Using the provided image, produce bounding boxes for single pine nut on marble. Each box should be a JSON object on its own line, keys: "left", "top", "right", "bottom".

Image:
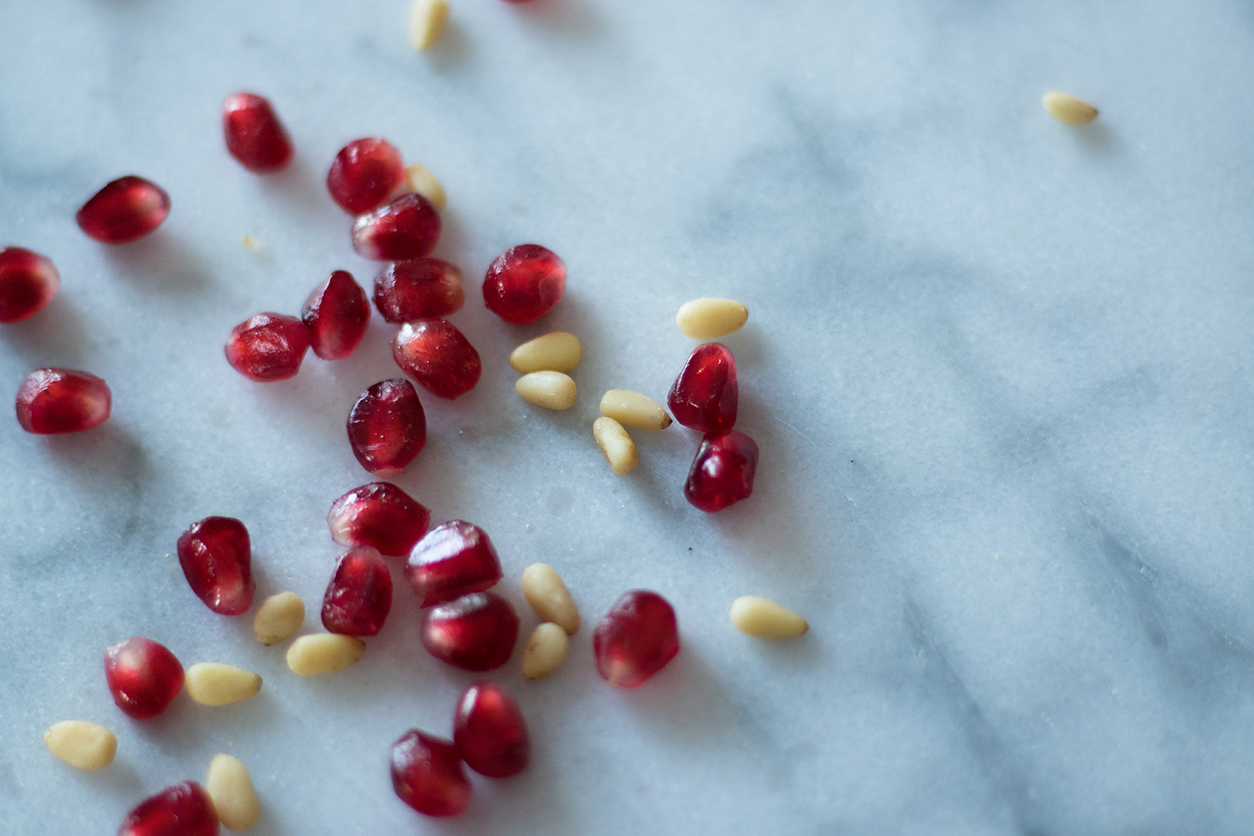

{"left": 729, "top": 596, "right": 809, "bottom": 639}
{"left": 403, "top": 164, "right": 447, "bottom": 211}
{"left": 254, "top": 591, "right": 305, "bottom": 645}
{"left": 521, "top": 622, "right": 569, "bottom": 680}
{"left": 521, "top": 563, "right": 580, "bottom": 634}
{"left": 286, "top": 633, "right": 366, "bottom": 676}
{"left": 516, "top": 371, "right": 577, "bottom": 410}
{"left": 206, "top": 753, "right": 262, "bottom": 831}
{"left": 409, "top": 0, "right": 450, "bottom": 52}
{"left": 676, "top": 298, "right": 749, "bottom": 340}
{"left": 593, "top": 416, "right": 638, "bottom": 475}
{"left": 185, "top": 663, "right": 263, "bottom": 706}
{"left": 509, "top": 332, "right": 582, "bottom": 373}
{"left": 599, "top": 389, "right": 671, "bottom": 430}
{"left": 44, "top": 721, "right": 117, "bottom": 770}
{"left": 1042, "top": 91, "right": 1098, "bottom": 125}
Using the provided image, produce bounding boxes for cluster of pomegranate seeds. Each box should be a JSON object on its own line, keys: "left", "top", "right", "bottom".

{"left": 117, "top": 781, "right": 219, "bottom": 836}
{"left": 668, "top": 342, "right": 738, "bottom": 432}
{"left": 301, "top": 270, "right": 370, "bottom": 360}
{"left": 104, "top": 637, "right": 185, "bottom": 719}
{"left": 391, "top": 730, "right": 472, "bottom": 817}
{"left": 327, "top": 138, "right": 405, "bottom": 214}
{"left": 76, "top": 176, "right": 170, "bottom": 244}
{"left": 224, "top": 312, "right": 310, "bottom": 381}
{"left": 453, "top": 682, "right": 530, "bottom": 778}
{"left": 391, "top": 318, "right": 482, "bottom": 400}
{"left": 322, "top": 546, "right": 393, "bottom": 636}
{"left": 482, "top": 244, "right": 566, "bottom": 324}
{"left": 327, "top": 482, "right": 431, "bottom": 556}
{"left": 176, "top": 516, "right": 254, "bottom": 615}
{"left": 351, "top": 193, "right": 442, "bottom": 261}
{"left": 15, "top": 368, "right": 112, "bottom": 434}
{"left": 0, "top": 247, "right": 59, "bottom": 323}
{"left": 373, "top": 258, "right": 465, "bottom": 323}
{"left": 684, "top": 430, "right": 759, "bottom": 513}
{"left": 405, "top": 520, "right": 503, "bottom": 606}
{"left": 222, "top": 92, "right": 293, "bottom": 173}
{"left": 420, "top": 591, "right": 519, "bottom": 671}
{"left": 347, "top": 379, "right": 427, "bottom": 476}
{"left": 593, "top": 590, "right": 679, "bottom": 688}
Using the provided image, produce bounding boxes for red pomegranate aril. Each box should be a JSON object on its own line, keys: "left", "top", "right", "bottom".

{"left": 222, "top": 92, "right": 294, "bottom": 173}
{"left": 0, "top": 247, "right": 59, "bottom": 322}
{"left": 421, "top": 591, "right": 519, "bottom": 671}
{"left": 391, "top": 318, "right": 481, "bottom": 400}
{"left": 391, "top": 730, "right": 472, "bottom": 818}
{"left": 453, "top": 682, "right": 529, "bottom": 778}
{"left": 77, "top": 176, "right": 170, "bottom": 244}
{"left": 347, "top": 379, "right": 427, "bottom": 476}
{"left": 327, "top": 138, "right": 405, "bottom": 214}
{"left": 684, "top": 430, "right": 759, "bottom": 513}
{"left": 301, "top": 270, "right": 370, "bottom": 360}
{"left": 104, "top": 637, "right": 185, "bottom": 719}
{"left": 322, "top": 546, "right": 393, "bottom": 637}
{"left": 373, "top": 259, "right": 464, "bottom": 323}
{"left": 118, "top": 781, "right": 219, "bottom": 836}
{"left": 327, "top": 482, "right": 431, "bottom": 557}
{"left": 176, "top": 516, "right": 254, "bottom": 615}
{"left": 593, "top": 590, "right": 679, "bottom": 688}
{"left": 482, "top": 244, "right": 566, "bottom": 324}
{"left": 405, "top": 520, "right": 503, "bottom": 607}
{"left": 351, "top": 193, "right": 441, "bottom": 261}
{"left": 667, "top": 342, "right": 738, "bottom": 433}
{"left": 15, "top": 368, "right": 111, "bottom": 434}
{"left": 224, "top": 312, "right": 310, "bottom": 381}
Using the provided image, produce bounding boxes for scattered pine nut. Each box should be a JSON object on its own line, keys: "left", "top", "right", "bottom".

{"left": 521, "top": 563, "right": 580, "bottom": 634}
{"left": 509, "top": 332, "right": 582, "bottom": 373}
{"left": 285, "top": 633, "right": 366, "bottom": 676}
{"left": 599, "top": 389, "right": 671, "bottom": 430}
{"left": 1042, "top": 92, "right": 1098, "bottom": 125}
{"left": 240, "top": 235, "right": 264, "bottom": 252}
{"left": 206, "top": 753, "right": 262, "bottom": 831}
{"left": 729, "top": 596, "right": 809, "bottom": 639}
{"left": 185, "top": 663, "right": 263, "bottom": 706}
{"left": 409, "top": 0, "right": 450, "bottom": 52}
{"left": 403, "top": 164, "right": 447, "bottom": 211}
{"left": 593, "top": 416, "right": 638, "bottom": 475}
{"left": 676, "top": 298, "right": 749, "bottom": 339}
{"left": 254, "top": 591, "right": 305, "bottom": 646}
{"left": 521, "top": 623, "right": 569, "bottom": 680}
{"left": 43, "top": 721, "right": 117, "bottom": 770}
{"left": 516, "top": 371, "right": 577, "bottom": 410}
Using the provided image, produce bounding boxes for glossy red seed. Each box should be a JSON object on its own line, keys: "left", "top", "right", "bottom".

{"left": 301, "top": 270, "right": 370, "bottom": 360}
{"left": 347, "top": 379, "right": 427, "bottom": 476}
{"left": 391, "top": 318, "right": 481, "bottom": 400}
{"left": 224, "top": 312, "right": 310, "bottom": 381}
{"left": 390, "top": 730, "right": 472, "bottom": 818}
{"left": 104, "top": 637, "right": 185, "bottom": 719}
{"left": 222, "top": 92, "right": 293, "bottom": 173}
{"left": 176, "top": 516, "right": 254, "bottom": 615}
{"left": 421, "top": 592, "right": 519, "bottom": 671}
{"left": 76, "top": 176, "right": 170, "bottom": 244}
{"left": 351, "top": 193, "right": 441, "bottom": 262}
{"left": 117, "top": 781, "right": 219, "bottom": 836}
{"left": 322, "top": 546, "right": 393, "bottom": 637}
{"left": 684, "top": 430, "right": 759, "bottom": 513}
{"left": 405, "top": 520, "right": 503, "bottom": 607}
{"left": 15, "top": 368, "right": 111, "bottom": 434}
{"left": 482, "top": 244, "right": 566, "bottom": 324}
{"left": 327, "top": 138, "right": 405, "bottom": 214}
{"left": 667, "top": 342, "right": 738, "bottom": 433}
{"left": 453, "top": 682, "right": 529, "bottom": 778}
{"left": 373, "top": 259, "right": 464, "bottom": 323}
{"left": 593, "top": 590, "right": 679, "bottom": 688}
{"left": 327, "top": 482, "right": 431, "bottom": 557}
{"left": 0, "top": 247, "right": 59, "bottom": 322}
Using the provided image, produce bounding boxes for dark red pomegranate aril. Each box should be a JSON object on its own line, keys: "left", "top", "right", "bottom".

{"left": 347, "top": 379, "right": 427, "bottom": 476}
{"left": 667, "top": 342, "right": 738, "bottom": 433}
{"left": 104, "top": 637, "right": 185, "bottom": 719}
{"left": 391, "top": 730, "right": 472, "bottom": 818}
{"left": 373, "top": 259, "right": 465, "bottom": 323}
{"left": 301, "top": 270, "right": 370, "bottom": 360}
{"left": 76, "top": 176, "right": 170, "bottom": 244}
{"left": 405, "top": 520, "right": 503, "bottom": 607}
{"left": 391, "top": 318, "right": 481, "bottom": 400}
{"left": 482, "top": 244, "right": 566, "bottom": 324}
{"left": 176, "top": 516, "right": 254, "bottom": 615}
{"left": 224, "top": 312, "right": 310, "bottom": 381}
{"left": 327, "top": 138, "right": 405, "bottom": 215}
{"left": 327, "top": 482, "right": 431, "bottom": 557}
{"left": 453, "top": 682, "right": 529, "bottom": 778}
{"left": 322, "top": 546, "right": 393, "bottom": 637}
{"left": 420, "top": 591, "right": 519, "bottom": 671}
{"left": 222, "top": 92, "right": 294, "bottom": 173}
{"left": 15, "top": 368, "right": 111, "bottom": 434}
{"left": 684, "top": 430, "right": 759, "bottom": 513}
{"left": 351, "top": 193, "right": 441, "bottom": 261}
{"left": 117, "top": 781, "right": 219, "bottom": 836}
{"left": 0, "top": 247, "right": 59, "bottom": 322}
{"left": 593, "top": 590, "right": 679, "bottom": 688}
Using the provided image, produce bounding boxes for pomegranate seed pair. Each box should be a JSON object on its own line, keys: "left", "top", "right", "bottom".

{"left": 15, "top": 368, "right": 111, "bottom": 434}
{"left": 0, "top": 247, "right": 59, "bottom": 323}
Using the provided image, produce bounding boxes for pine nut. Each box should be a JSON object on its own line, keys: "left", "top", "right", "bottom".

{"left": 403, "top": 164, "right": 447, "bottom": 211}
{"left": 521, "top": 623, "right": 568, "bottom": 680}
{"left": 409, "top": 0, "right": 450, "bottom": 52}
{"left": 285, "top": 634, "right": 366, "bottom": 676}
{"left": 509, "top": 332, "right": 582, "bottom": 373}
{"left": 1042, "top": 92, "right": 1098, "bottom": 125}
{"left": 729, "top": 596, "right": 809, "bottom": 639}
{"left": 515, "top": 371, "right": 577, "bottom": 410}
{"left": 521, "top": 563, "right": 580, "bottom": 634}
{"left": 44, "top": 721, "right": 117, "bottom": 770}
{"left": 593, "top": 416, "right": 638, "bottom": 475}
{"left": 206, "top": 753, "right": 262, "bottom": 831}
{"left": 599, "top": 389, "right": 671, "bottom": 430}
{"left": 676, "top": 298, "right": 749, "bottom": 339}
{"left": 185, "top": 663, "right": 263, "bottom": 706}
{"left": 254, "top": 591, "right": 305, "bottom": 645}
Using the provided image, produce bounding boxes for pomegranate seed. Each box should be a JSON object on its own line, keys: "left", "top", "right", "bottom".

{"left": 404, "top": 520, "right": 503, "bottom": 607}
{"left": 347, "top": 379, "right": 427, "bottom": 476}
{"left": 593, "top": 590, "right": 679, "bottom": 688}
{"left": 15, "top": 368, "right": 111, "bottom": 434}
{"left": 327, "top": 482, "right": 431, "bottom": 557}
{"left": 321, "top": 546, "right": 393, "bottom": 637}
{"left": 327, "top": 138, "right": 405, "bottom": 214}
{"left": 104, "top": 637, "right": 184, "bottom": 719}
{"left": 482, "top": 244, "right": 566, "bottom": 324}
{"left": 176, "top": 516, "right": 254, "bottom": 615}
{"left": 301, "top": 270, "right": 370, "bottom": 360}
{"left": 453, "top": 682, "right": 529, "bottom": 778}
{"left": 684, "top": 430, "right": 759, "bottom": 513}
{"left": 118, "top": 781, "right": 219, "bottom": 836}
{"left": 667, "top": 342, "right": 738, "bottom": 433}
{"left": 76, "top": 176, "right": 170, "bottom": 244}
{"left": 390, "top": 730, "right": 472, "bottom": 818}
{"left": 372, "top": 259, "right": 465, "bottom": 323}
{"left": 351, "top": 193, "right": 441, "bottom": 261}
{"left": 391, "top": 318, "right": 481, "bottom": 400}
{"left": 420, "top": 591, "right": 519, "bottom": 671}
{"left": 0, "top": 247, "right": 59, "bottom": 323}
{"left": 222, "top": 92, "right": 294, "bottom": 173}
{"left": 224, "top": 312, "right": 310, "bottom": 381}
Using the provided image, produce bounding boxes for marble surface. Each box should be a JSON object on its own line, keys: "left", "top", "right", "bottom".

{"left": 4, "top": 0, "right": 1254, "bottom": 832}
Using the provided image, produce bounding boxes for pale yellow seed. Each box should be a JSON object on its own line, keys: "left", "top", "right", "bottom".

{"left": 206, "top": 754, "right": 262, "bottom": 831}
{"left": 44, "top": 721, "right": 117, "bottom": 770}
{"left": 509, "top": 332, "right": 583, "bottom": 373}
{"left": 676, "top": 298, "right": 749, "bottom": 339}
{"left": 1042, "top": 91, "right": 1098, "bottom": 125}
{"left": 185, "top": 663, "right": 263, "bottom": 706}
{"left": 521, "top": 623, "right": 569, "bottom": 680}
{"left": 409, "top": 0, "right": 450, "bottom": 52}
{"left": 593, "top": 416, "right": 638, "bottom": 475}
{"left": 599, "top": 389, "right": 671, "bottom": 430}
{"left": 521, "top": 563, "right": 580, "bottom": 634}
{"left": 240, "top": 235, "right": 264, "bottom": 252}
{"left": 516, "top": 371, "right": 577, "bottom": 410}
{"left": 729, "top": 596, "right": 809, "bottom": 639}
{"left": 285, "top": 634, "right": 366, "bottom": 676}
{"left": 254, "top": 591, "right": 305, "bottom": 645}
{"left": 403, "top": 164, "right": 447, "bottom": 212}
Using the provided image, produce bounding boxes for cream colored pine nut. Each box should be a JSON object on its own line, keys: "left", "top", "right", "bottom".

{"left": 409, "top": 0, "right": 450, "bottom": 52}
{"left": 509, "top": 332, "right": 583, "bottom": 373}
{"left": 676, "top": 298, "right": 749, "bottom": 339}
{"left": 521, "top": 623, "right": 569, "bottom": 680}
{"left": 729, "top": 596, "right": 809, "bottom": 639}
{"left": 599, "top": 389, "right": 671, "bottom": 430}
{"left": 1042, "top": 92, "right": 1098, "bottom": 125}
{"left": 285, "top": 633, "right": 366, "bottom": 676}
{"left": 43, "top": 721, "right": 117, "bottom": 770}
{"left": 593, "top": 416, "right": 638, "bottom": 475}
{"left": 254, "top": 591, "right": 305, "bottom": 646}
{"left": 185, "top": 663, "right": 263, "bottom": 706}
{"left": 521, "top": 563, "right": 580, "bottom": 633}
{"left": 206, "top": 754, "right": 262, "bottom": 831}
{"left": 403, "top": 164, "right": 447, "bottom": 211}
{"left": 516, "top": 371, "right": 577, "bottom": 410}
